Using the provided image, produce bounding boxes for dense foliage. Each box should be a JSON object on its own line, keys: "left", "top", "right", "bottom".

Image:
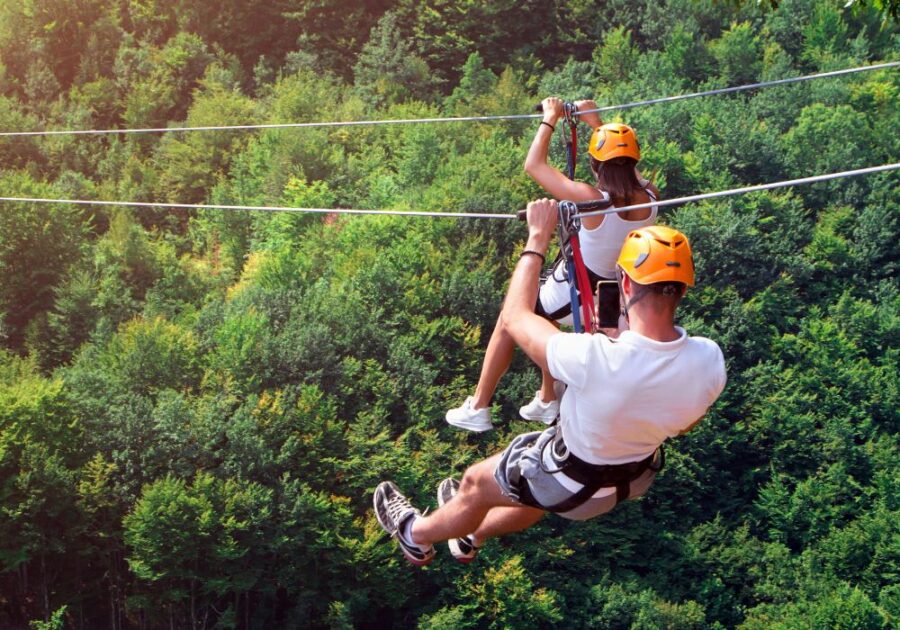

{"left": 0, "top": 0, "right": 898, "bottom": 628}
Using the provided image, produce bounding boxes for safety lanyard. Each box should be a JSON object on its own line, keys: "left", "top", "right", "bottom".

{"left": 557, "top": 201, "right": 599, "bottom": 333}
{"left": 562, "top": 102, "right": 578, "bottom": 180}
{"left": 557, "top": 102, "right": 598, "bottom": 333}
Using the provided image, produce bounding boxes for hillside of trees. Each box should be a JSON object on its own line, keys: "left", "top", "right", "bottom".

{"left": 0, "top": 0, "right": 898, "bottom": 628}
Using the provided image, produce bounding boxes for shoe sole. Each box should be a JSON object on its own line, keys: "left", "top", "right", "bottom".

{"left": 519, "top": 411, "right": 559, "bottom": 424}
{"left": 437, "top": 479, "right": 477, "bottom": 564}
{"left": 399, "top": 544, "right": 434, "bottom": 566}
{"left": 445, "top": 417, "right": 493, "bottom": 432}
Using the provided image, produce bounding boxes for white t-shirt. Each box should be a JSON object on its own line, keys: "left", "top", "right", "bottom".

{"left": 546, "top": 327, "right": 726, "bottom": 465}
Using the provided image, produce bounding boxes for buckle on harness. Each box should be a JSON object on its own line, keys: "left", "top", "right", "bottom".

{"left": 551, "top": 431, "right": 569, "bottom": 463}
{"left": 556, "top": 200, "right": 580, "bottom": 255}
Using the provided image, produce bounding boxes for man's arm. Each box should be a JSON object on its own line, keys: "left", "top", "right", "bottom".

{"left": 499, "top": 199, "right": 562, "bottom": 373}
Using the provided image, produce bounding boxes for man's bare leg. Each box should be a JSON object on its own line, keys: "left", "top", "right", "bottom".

{"left": 410, "top": 454, "right": 544, "bottom": 545}
{"left": 473, "top": 506, "right": 544, "bottom": 542}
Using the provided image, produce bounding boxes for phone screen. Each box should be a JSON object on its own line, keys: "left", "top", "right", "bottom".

{"left": 596, "top": 281, "right": 619, "bottom": 329}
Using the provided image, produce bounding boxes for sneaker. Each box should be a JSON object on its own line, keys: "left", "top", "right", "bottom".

{"left": 437, "top": 478, "right": 480, "bottom": 563}
{"left": 519, "top": 391, "right": 559, "bottom": 424}
{"left": 373, "top": 481, "right": 435, "bottom": 566}
{"left": 446, "top": 396, "right": 492, "bottom": 432}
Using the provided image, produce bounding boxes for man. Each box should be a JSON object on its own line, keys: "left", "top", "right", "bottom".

{"left": 373, "top": 198, "right": 727, "bottom": 565}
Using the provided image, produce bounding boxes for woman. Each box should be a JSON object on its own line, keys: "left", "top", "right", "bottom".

{"left": 446, "top": 97, "right": 660, "bottom": 432}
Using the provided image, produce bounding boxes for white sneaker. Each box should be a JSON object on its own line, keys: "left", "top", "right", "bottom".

{"left": 519, "top": 391, "right": 559, "bottom": 424}
{"left": 446, "top": 396, "right": 492, "bottom": 432}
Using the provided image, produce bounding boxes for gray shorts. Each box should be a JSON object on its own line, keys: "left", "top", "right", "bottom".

{"left": 493, "top": 426, "right": 657, "bottom": 521}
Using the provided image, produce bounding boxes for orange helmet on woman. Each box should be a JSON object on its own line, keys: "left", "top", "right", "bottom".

{"left": 617, "top": 225, "right": 695, "bottom": 286}
{"left": 589, "top": 123, "right": 641, "bottom": 162}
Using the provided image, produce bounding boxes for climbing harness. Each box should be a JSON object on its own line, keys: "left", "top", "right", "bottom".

{"left": 516, "top": 427, "right": 666, "bottom": 513}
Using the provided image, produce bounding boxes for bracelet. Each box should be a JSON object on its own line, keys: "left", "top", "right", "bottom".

{"left": 540, "top": 121, "right": 555, "bottom": 133}
{"left": 520, "top": 249, "right": 546, "bottom": 264}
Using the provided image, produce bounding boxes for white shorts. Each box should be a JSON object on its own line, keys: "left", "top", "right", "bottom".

{"left": 536, "top": 258, "right": 605, "bottom": 327}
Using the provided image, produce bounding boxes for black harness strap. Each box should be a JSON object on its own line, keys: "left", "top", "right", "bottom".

{"left": 543, "top": 447, "right": 661, "bottom": 514}
{"left": 517, "top": 436, "right": 664, "bottom": 514}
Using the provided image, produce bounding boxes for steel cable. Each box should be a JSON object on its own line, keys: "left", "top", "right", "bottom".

{"left": 0, "top": 62, "right": 895, "bottom": 138}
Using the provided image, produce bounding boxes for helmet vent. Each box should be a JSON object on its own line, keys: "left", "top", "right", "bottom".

{"left": 666, "top": 261, "right": 681, "bottom": 267}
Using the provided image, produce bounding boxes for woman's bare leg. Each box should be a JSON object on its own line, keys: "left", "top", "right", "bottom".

{"left": 539, "top": 368, "right": 556, "bottom": 402}
{"left": 537, "top": 318, "right": 562, "bottom": 402}
{"left": 471, "top": 315, "right": 516, "bottom": 409}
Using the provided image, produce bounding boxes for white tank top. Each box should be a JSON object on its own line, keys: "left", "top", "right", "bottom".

{"left": 578, "top": 187, "right": 658, "bottom": 279}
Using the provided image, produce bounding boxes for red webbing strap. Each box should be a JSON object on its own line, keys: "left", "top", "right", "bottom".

{"left": 569, "top": 234, "right": 598, "bottom": 333}
{"left": 570, "top": 123, "right": 578, "bottom": 170}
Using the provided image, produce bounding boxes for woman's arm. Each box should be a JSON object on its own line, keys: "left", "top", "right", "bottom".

{"left": 573, "top": 99, "right": 602, "bottom": 129}
{"left": 524, "top": 97, "right": 599, "bottom": 202}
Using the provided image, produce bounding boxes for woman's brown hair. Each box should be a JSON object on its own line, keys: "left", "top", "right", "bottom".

{"left": 589, "top": 156, "right": 655, "bottom": 206}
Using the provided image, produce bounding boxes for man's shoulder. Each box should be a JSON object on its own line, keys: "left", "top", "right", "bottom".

{"left": 684, "top": 334, "right": 724, "bottom": 357}
{"left": 683, "top": 334, "right": 727, "bottom": 390}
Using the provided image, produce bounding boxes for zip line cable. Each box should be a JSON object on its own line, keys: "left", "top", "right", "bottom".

{"left": 1, "top": 163, "right": 896, "bottom": 220}
{"left": 0, "top": 61, "right": 895, "bottom": 138}
{"left": 574, "top": 163, "right": 899, "bottom": 219}
{"left": 577, "top": 61, "right": 899, "bottom": 117}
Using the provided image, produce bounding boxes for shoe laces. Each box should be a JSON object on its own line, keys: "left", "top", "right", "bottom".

{"left": 385, "top": 491, "right": 417, "bottom": 523}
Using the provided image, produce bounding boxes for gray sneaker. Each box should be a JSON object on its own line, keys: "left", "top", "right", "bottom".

{"left": 437, "top": 478, "right": 480, "bottom": 563}
{"left": 373, "top": 481, "right": 435, "bottom": 566}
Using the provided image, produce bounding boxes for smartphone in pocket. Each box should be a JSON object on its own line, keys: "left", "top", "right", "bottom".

{"left": 596, "top": 280, "right": 620, "bottom": 329}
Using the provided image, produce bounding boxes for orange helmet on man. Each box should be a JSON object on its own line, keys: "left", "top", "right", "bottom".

{"left": 589, "top": 123, "right": 641, "bottom": 162}
{"left": 616, "top": 225, "right": 694, "bottom": 286}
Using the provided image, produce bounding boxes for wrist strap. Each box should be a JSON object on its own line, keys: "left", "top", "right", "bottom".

{"left": 540, "top": 121, "right": 555, "bottom": 133}
{"left": 520, "top": 250, "right": 546, "bottom": 264}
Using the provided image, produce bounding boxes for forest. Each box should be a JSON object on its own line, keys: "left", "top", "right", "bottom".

{"left": 0, "top": 0, "right": 898, "bottom": 628}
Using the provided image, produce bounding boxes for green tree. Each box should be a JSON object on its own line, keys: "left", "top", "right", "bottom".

{"left": 0, "top": 174, "right": 87, "bottom": 351}
{"left": 593, "top": 26, "right": 640, "bottom": 82}
{"left": 354, "top": 11, "right": 435, "bottom": 108}
{"left": 709, "top": 22, "right": 762, "bottom": 85}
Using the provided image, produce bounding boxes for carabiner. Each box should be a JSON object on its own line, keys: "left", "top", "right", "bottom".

{"left": 563, "top": 102, "right": 579, "bottom": 130}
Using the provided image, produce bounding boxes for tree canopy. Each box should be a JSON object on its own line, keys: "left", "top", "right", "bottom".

{"left": 0, "top": 0, "right": 898, "bottom": 628}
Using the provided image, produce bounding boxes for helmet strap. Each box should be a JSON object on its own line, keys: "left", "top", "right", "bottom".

{"left": 616, "top": 267, "right": 651, "bottom": 323}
